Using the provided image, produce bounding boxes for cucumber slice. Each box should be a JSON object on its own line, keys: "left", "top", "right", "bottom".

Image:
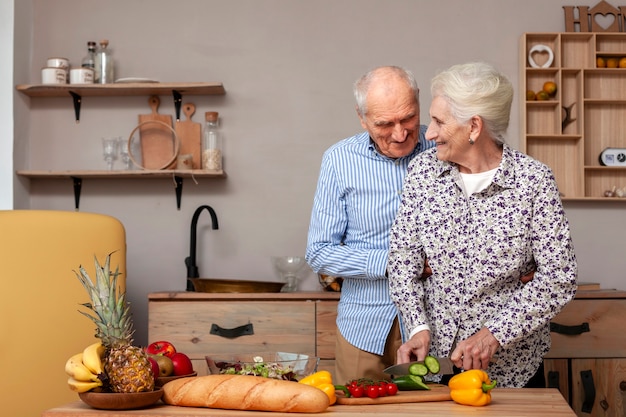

{"left": 408, "top": 362, "right": 428, "bottom": 376}
{"left": 424, "top": 355, "right": 440, "bottom": 374}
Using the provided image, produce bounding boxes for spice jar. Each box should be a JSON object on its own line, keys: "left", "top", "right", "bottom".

{"left": 202, "top": 111, "right": 222, "bottom": 170}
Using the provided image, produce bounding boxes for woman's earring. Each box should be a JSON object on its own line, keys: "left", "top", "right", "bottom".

{"left": 469, "top": 137, "right": 475, "bottom": 145}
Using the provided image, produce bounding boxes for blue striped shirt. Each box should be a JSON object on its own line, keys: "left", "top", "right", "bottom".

{"left": 306, "top": 126, "right": 434, "bottom": 355}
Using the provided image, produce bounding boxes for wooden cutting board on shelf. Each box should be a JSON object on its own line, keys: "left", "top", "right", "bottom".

{"left": 336, "top": 384, "right": 451, "bottom": 405}
{"left": 138, "top": 95, "right": 176, "bottom": 170}
{"left": 175, "top": 103, "right": 202, "bottom": 169}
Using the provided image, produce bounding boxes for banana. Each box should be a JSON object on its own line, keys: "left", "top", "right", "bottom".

{"left": 67, "top": 377, "right": 102, "bottom": 393}
{"left": 82, "top": 341, "right": 105, "bottom": 375}
{"left": 65, "top": 353, "right": 99, "bottom": 382}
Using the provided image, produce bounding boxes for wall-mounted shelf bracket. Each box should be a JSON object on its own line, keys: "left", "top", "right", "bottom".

{"left": 71, "top": 176, "right": 82, "bottom": 210}
{"left": 69, "top": 91, "right": 82, "bottom": 122}
{"left": 173, "top": 90, "right": 183, "bottom": 121}
{"left": 69, "top": 174, "right": 187, "bottom": 210}
{"left": 174, "top": 175, "right": 184, "bottom": 210}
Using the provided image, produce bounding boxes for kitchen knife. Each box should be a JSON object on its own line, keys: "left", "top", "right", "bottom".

{"left": 384, "top": 357, "right": 455, "bottom": 376}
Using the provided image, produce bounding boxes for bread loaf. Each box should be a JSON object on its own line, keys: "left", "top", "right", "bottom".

{"left": 162, "top": 374, "right": 330, "bottom": 413}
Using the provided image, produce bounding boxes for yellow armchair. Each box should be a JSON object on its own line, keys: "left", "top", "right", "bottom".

{"left": 0, "top": 210, "right": 126, "bottom": 417}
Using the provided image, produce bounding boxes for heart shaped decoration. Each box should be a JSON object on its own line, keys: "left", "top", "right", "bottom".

{"left": 593, "top": 12, "right": 616, "bottom": 31}
{"left": 528, "top": 45, "right": 554, "bottom": 69}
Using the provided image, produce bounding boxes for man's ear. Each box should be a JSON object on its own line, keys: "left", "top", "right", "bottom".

{"left": 356, "top": 106, "right": 368, "bottom": 130}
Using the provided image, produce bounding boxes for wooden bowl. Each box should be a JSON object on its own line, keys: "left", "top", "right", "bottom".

{"left": 190, "top": 278, "right": 284, "bottom": 293}
{"left": 78, "top": 388, "right": 163, "bottom": 410}
{"left": 156, "top": 371, "right": 197, "bottom": 386}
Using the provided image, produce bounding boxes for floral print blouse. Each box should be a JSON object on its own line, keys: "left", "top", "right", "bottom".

{"left": 388, "top": 144, "right": 578, "bottom": 387}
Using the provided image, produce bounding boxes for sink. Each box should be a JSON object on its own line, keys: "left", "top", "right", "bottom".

{"left": 189, "top": 278, "right": 284, "bottom": 293}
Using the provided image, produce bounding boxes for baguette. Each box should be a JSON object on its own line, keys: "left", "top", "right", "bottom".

{"left": 162, "top": 374, "right": 330, "bottom": 413}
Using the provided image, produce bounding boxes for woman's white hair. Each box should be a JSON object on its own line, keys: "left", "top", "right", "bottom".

{"left": 431, "top": 62, "right": 513, "bottom": 145}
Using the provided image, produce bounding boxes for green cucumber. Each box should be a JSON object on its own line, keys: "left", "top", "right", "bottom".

{"left": 408, "top": 362, "right": 428, "bottom": 376}
{"left": 424, "top": 355, "right": 440, "bottom": 374}
{"left": 392, "top": 374, "right": 431, "bottom": 391}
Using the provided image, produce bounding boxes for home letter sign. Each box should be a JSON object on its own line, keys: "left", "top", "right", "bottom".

{"left": 564, "top": 0, "right": 626, "bottom": 31}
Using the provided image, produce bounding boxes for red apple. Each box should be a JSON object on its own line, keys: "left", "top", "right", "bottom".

{"left": 170, "top": 352, "right": 194, "bottom": 376}
{"left": 145, "top": 340, "right": 176, "bottom": 357}
{"left": 148, "top": 357, "right": 159, "bottom": 379}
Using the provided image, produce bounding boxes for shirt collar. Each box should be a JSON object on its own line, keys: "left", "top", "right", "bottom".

{"left": 435, "top": 144, "right": 515, "bottom": 190}
{"left": 367, "top": 136, "right": 423, "bottom": 161}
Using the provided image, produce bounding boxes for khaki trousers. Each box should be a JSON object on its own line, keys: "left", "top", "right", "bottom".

{"left": 334, "top": 318, "right": 402, "bottom": 384}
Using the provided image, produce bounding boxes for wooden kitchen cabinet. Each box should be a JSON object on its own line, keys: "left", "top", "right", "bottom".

{"left": 521, "top": 33, "right": 626, "bottom": 201}
{"left": 545, "top": 290, "right": 626, "bottom": 417}
{"left": 148, "top": 292, "right": 339, "bottom": 379}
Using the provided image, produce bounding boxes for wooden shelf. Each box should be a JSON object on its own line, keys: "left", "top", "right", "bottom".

{"left": 16, "top": 169, "right": 226, "bottom": 179}
{"left": 15, "top": 82, "right": 226, "bottom": 122}
{"left": 15, "top": 82, "right": 225, "bottom": 97}
{"left": 521, "top": 33, "right": 626, "bottom": 201}
{"left": 17, "top": 169, "right": 227, "bottom": 210}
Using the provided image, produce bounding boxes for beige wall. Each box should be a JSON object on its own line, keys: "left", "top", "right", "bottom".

{"left": 12, "top": 0, "right": 626, "bottom": 346}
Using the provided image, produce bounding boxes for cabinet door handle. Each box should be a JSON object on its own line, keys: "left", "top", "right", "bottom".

{"left": 210, "top": 323, "right": 254, "bottom": 339}
{"left": 547, "top": 371, "right": 560, "bottom": 390}
{"left": 581, "top": 369, "right": 596, "bottom": 414}
{"left": 550, "top": 321, "right": 590, "bottom": 335}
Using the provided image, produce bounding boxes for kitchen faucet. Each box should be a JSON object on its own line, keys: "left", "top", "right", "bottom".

{"left": 185, "top": 205, "right": 219, "bottom": 291}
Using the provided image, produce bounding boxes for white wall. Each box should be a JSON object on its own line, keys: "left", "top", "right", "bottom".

{"left": 11, "top": 0, "right": 626, "bottom": 346}
{"left": 1, "top": 0, "right": 13, "bottom": 209}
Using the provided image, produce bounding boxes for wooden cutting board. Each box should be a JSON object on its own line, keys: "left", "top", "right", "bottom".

{"left": 138, "top": 95, "right": 176, "bottom": 169}
{"left": 336, "top": 384, "right": 451, "bottom": 405}
{"left": 175, "top": 103, "right": 202, "bottom": 169}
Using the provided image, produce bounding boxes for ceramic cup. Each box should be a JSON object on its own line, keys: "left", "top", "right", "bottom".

{"left": 46, "top": 57, "right": 70, "bottom": 82}
{"left": 70, "top": 67, "right": 94, "bottom": 84}
{"left": 41, "top": 67, "right": 67, "bottom": 84}
{"left": 46, "top": 57, "right": 69, "bottom": 70}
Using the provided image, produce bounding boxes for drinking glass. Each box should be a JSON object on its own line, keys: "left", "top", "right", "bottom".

{"left": 102, "top": 137, "right": 119, "bottom": 170}
{"left": 117, "top": 136, "right": 132, "bottom": 170}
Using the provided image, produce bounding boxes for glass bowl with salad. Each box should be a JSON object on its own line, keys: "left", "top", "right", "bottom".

{"left": 205, "top": 352, "right": 319, "bottom": 381}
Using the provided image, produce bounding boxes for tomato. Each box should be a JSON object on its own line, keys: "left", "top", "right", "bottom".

{"left": 367, "top": 385, "right": 379, "bottom": 399}
{"left": 386, "top": 382, "right": 398, "bottom": 396}
{"left": 377, "top": 383, "right": 387, "bottom": 397}
{"left": 351, "top": 385, "right": 364, "bottom": 398}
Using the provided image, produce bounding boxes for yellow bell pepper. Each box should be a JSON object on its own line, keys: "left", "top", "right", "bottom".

{"left": 299, "top": 370, "right": 337, "bottom": 405}
{"left": 299, "top": 370, "right": 333, "bottom": 386}
{"left": 448, "top": 369, "right": 497, "bottom": 406}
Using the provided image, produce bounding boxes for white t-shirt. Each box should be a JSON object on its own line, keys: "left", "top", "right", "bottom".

{"left": 460, "top": 166, "right": 498, "bottom": 196}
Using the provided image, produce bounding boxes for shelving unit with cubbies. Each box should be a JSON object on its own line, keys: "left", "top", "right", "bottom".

{"left": 521, "top": 33, "right": 626, "bottom": 201}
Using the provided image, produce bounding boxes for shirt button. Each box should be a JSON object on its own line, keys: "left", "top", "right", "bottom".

{"left": 397, "top": 190, "right": 402, "bottom": 196}
{"left": 395, "top": 160, "right": 400, "bottom": 165}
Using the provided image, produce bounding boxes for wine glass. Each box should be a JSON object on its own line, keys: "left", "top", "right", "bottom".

{"left": 102, "top": 137, "right": 119, "bottom": 170}
{"left": 271, "top": 256, "right": 307, "bottom": 292}
{"left": 117, "top": 136, "right": 132, "bottom": 170}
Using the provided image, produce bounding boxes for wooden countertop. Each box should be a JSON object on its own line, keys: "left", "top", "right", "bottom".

{"left": 148, "top": 291, "right": 341, "bottom": 302}
{"left": 43, "top": 388, "right": 575, "bottom": 416}
{"left": 148, "top": 288, "right": 626, "bottom": 302}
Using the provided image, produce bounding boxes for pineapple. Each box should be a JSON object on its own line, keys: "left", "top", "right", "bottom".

{"left": 75, "top": 253, "right": 155, "bottom": 393}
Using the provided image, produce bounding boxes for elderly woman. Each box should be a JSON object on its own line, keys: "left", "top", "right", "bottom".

{"left": 387, "top": 62, "right": 578, "bottom": 388}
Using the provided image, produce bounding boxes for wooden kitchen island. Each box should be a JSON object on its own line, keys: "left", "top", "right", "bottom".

{"left": 43, "top": 388, "right": 575, "bottom": 416}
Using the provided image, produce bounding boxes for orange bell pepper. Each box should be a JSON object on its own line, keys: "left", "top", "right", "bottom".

{"left": 448, "top": 369, "right": 497, "bottom": 406}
